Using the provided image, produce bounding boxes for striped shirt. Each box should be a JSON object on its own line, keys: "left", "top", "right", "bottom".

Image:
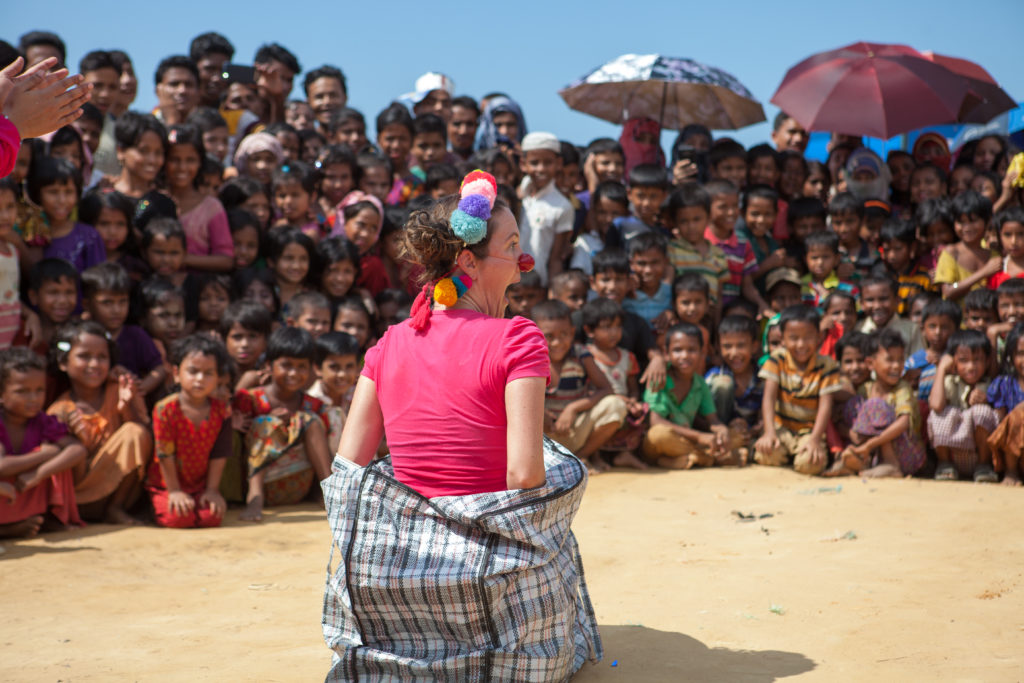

{"left": 895, "top": 266, "right": 934, "bottom": 315}
{"left": 545, "top": 344, "right": 592, "bottom": 413}
{"left": 758, "top": 348, "right": 841, "bottom": 434}
{"left": 667, "top": 237, "right": 728, "bottom": 308}
{"left": 704, "top": 226, "right": 756, "bottom": 304}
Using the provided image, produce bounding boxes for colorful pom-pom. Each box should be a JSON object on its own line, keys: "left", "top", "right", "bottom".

{"left": 458, "top": 193, "right": 492, "bottom": 220}
{"left": 433, "top": 277, "right": 458, "bottom": 307}
{"left": 461, "top": 178, "right": 497, "bottom": 204}
{"left": 452, "top": 274, "right": 472, "bottom": 297}
{"left": 461, "top": 170, "right": 497, "bottom": 196}
{"left": 450, "top": 209, "right": 487, "bottom": 244}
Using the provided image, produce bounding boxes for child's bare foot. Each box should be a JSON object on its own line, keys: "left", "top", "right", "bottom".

{"left": 0, "top": 514, "right": 43, "bottom": 538}
{"left": 610, "top": 451, "right": 648, "bottom": 470}
{"left": 40, "top": 515, "right": 72, "bottom": 533}
{"left": 0, "top": 481, "right": 16, "bottom": 501}
{"left": 240, "top": 495, "right": 264, "bottom": 522}
{"left": 840, "top": 448, "right": 865, "bottom": 473}
{"left": 104, "top": 507, "right": 144, "bottom": 526}
{"left": 715, "top": 448, "right": 746, "bottom": 467}
{"left": 861, "top": 464, "right": 901, "bottom": 478}
{"left": 823, "top": 457, "right": 855, "bottom": 477}
{"left": 584, "top": 457, "right": 610, "bottom": 475}
{"left": 1001, "top": 476, "right": 1022, "bottom": 487}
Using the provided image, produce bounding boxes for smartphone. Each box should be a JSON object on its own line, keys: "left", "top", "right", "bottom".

{"left": 222, "top": 63, "right": 255, "bottom": 85}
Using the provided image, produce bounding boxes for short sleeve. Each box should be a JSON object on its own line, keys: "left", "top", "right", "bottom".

{"left": 696, "top": 377, "right": 716, "bottom": 416}
{"left": 627, "top": 352, "right": 640, "bottom": 376}
{"left": 152, "top": 398, "right": 177, "bottom": 458}
{"left": 759, "top": 355, "right": 781, "bottom": 384}
{"left": 81, "top": 224, "right": 107, "bottom": 270}
{"left": 504, "top": 317, "right": 551, "bottom": 383}
{"left": 988, "top": 376, "right": 1013, "bottom": 410}
{"left": 933, "top": 250, "right": 958, "bottom": 285}
{"left": 36, "top": 413, "right": 68, "bottom": 443}
{"left": 644, "top": 385, "right": 672, "bottom": 419}
{"left": 741, "top": 242, "right": 757, "bottom": 276}
{"left": 817, "top": 356, "right": 842, "bottom": 395}
{"left": 362, "top": 329, "right": 387, "bottom": 382}
{"left": 205, "top": 201, "right": 234, "bottom": 257}
{"left": 555, "top": 204, "right": 574, "bottom": 235}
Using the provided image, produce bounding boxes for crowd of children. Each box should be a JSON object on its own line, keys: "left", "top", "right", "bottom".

{"left": 2, "top": 28, "right": 1024, "bottom": 538}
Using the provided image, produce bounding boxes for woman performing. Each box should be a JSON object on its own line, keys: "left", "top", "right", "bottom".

{"left": 321, "top": 170, "right": 602, "bottom": 680}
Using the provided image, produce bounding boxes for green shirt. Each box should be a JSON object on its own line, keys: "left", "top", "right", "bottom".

{"left": 644, "top": 372, "right": 716, "bottom": 427}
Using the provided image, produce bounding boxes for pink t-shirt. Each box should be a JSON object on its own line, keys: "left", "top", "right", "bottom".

{"left": 361, "top": 309, "right": 549, "bottom": 498}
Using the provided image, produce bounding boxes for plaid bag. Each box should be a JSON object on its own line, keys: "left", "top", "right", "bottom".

{"left": 322, "top": 437, "right": 602, "bottom": 681}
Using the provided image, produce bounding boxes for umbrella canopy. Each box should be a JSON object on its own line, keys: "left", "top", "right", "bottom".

{"left": 558, "top": 53, "right": 765, "bottom": 131}
{"left": 770, "top": 42, "right": 972, "bottom": 139}
{"left": 919, "top": 51, "right": 1016, "bottom": 124}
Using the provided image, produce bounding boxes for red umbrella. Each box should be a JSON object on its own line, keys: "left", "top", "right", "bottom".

{"left": 771, "top": 42, "right": 971, "bottom": 139}
{"left": 919, "top": 51, "right": 1016, "bottom": 123}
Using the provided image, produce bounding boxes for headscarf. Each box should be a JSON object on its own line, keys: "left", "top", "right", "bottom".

{"left": 233, "top": 132, "right": 283, "bottom": 174}
{"left": 844, "top": 147, "right": 892, "bottom": 202}
{"left": 619, "top": 117, "right": 665, "bottom": 180}
{"left": 476, "top": 96, "right": 527, "bottom": 150}
{"left": 912, "top": 132, "right": 951, "bottom": 172}
{"left": 670, "top": 124, "right": 712, "bottom": 165}
{"left": 331, "top": 190, "right": 385, "bottom": 238}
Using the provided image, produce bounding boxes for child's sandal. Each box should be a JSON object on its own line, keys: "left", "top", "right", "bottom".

{"left": 934, "top": 462, "right": 958, "bottom": 481}
{"left": 973, "top": 464, "right": 998, "bottom": 484}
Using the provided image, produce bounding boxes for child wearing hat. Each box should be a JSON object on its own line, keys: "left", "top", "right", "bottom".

{"left": 519, "top": 131, "right": 574, "bottom": 286}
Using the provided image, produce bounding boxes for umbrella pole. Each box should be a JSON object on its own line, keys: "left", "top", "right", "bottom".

{"left": 658, "top": 81, "right": 667, "bottom": 130}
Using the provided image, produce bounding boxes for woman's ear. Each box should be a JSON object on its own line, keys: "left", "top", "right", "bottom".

{"left": 455, "top": 248, "right": 476, "bottom": 278}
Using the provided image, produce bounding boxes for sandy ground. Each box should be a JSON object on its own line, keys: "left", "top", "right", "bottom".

{"left": 2, "top": 465, "right": 1022, "bottom": 682}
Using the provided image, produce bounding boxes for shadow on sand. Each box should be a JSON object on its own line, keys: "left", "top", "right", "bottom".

{"left": 573, "top": 625, "right": 815, "bottom": 682}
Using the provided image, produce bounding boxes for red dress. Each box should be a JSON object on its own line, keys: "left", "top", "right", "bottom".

{"left": 146, "top": 394, "right": 230, "bottom": 528}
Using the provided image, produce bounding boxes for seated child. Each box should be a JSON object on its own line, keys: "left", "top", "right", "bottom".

{"left": 755, "top": 305, "right": 841, "bottom": 475}
{"left": 47, "top": 321, "right": 152, "bottom": 524}
{"left": 550, "top": 270, "right": 589, "bottom": 314}
{"left": 988, "top": 207, "right": 1024, "bottom": 289}
{"left": 934, "top": 191, "right": 999, "bottom": 302}
{"left": 801, "top": 231, "right": 858, "bottom": 308}
{"left": 829, "top": 191, "right": 879, "bottom": 278}
{"left": 138, "top": 278, "right": 188, "bottom": 397}
{"left": 927, "top": 329, "right": 999, "bottom": 482}
{"left": 0, "top": 348, "right": 86, "bottom": 537}
{"left": 307, "top": 331, "right": 360, "bottom": 454}
{"left": 963, "top": 287, "right": 998, "bottom": 333}
{"left": 828, "top": 331, "right": 872, "bottom": 454}
{"left": 907, "top": 291, "right": 939, "bottom": 329}
{"left": 828, "top": 329, "right": 925, "bottom": 478}
{"left": 185, "top": 273, "right": 232, "bottom": 337}
{"left": 705, "top": 315, "right": 764, "bottom": 442}
{"left": 283, "top": 290, "right": 333, "bottom": 339}
{"left": 21, "top": 258, "right": 79, "bottom": 357}
{"left": 505, "top": 270, "right": 546, "bottom": 318}
{"left": 624, "top": 231, "right": 672, "bottom": 327}
{"left": 764, "top": 268, "right": 803, "bottom": 316}
{"left": 642, "top": 322, "right": 746, "bottom": 468}
{"left": 986, "top": 322, "right": 1024, "bottom": 485}
{"left": 879, "top": 218, "right": 933, "bottom": 315}
{"left": 82, "top": 263, "right": 166, "bottom": 397}
{"left": 570, "top": 180, "right": 628, "bottom": 273}
{"left": 665, "top": 273, "right": 713, "bottom": 372}
{"left": 821, "top": 291, "right": 858, "bottom": 356}
{"left": 221, "top": 300, "right": 272, "bottom": 391}
{"left": 141, "top": 217, "right": 188, "bottom": 289}
{"left": 237, "top": 327, "right": 332, "bottom": 522}
{"left": 147, "top": 335, "right": 232, "bottom": 528}
{"left": 855, "top": 275, "right": 923, "bottom": 354}
{"left": 533, "top": 300, "right": 627, "bottom": 474}
{"left": 581, "top": 298, "right": 648, "bottom": 470}
{"left": 904, "top": 299, "right": 961, "bottom": 401}
{"left": 987, "top": 279, "right": 1024, "bottom": 371}
{"left": 914, "top": 197, "right": 956, "bottom": 279}
{"left": 424, "top": 163, "right": 460, "bottom": 199}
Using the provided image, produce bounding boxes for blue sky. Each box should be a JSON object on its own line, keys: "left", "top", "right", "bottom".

{"left": 8, "top": 0, "right": 1023, "bottom": 150}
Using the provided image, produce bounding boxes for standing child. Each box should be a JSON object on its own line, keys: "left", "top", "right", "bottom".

{"left": 334, "top": 192, "right": 388, "bottom": 295}
{"left": 855, "top": 275, "right": 924, "bottom": 355}
{"left": 283, "top": 291, "right": 332, "bottom": 339}
{"left": 22, "top": 259, "right": 79, "bottom": 357}
{"left": 987, "top": 207, "right": 1024, "bottom": 289}
{"left": 879, "top": 218, "right": 933, "bottom": 315}
{"left": 986, "top": 323, "right": 1024, "bottom": 485}
{"left": 237, "top": 327, "right": 332, "bottom": 522}
{"left": 408, "top": 114, "right": 448, "bottom": 180}
{"left": 0, "top": 178, "right": 41, "bottom": 350}
{"left": 31, "top": 157, "right": 106, "bottom": 271}
{"left": 505, "top": 270, "right": 546, "bottom": 318}
{"left": 47, "top": 320, "right": 152, "bottom": 524}
{"left": 550, "top": 270, "right": 589, "bottom": 314}
{"left": 316, "top": 236, "right": 361, "bottom": 304}
{"left": 704, "top": 179, "right": 772, "bottom": 315}
{"left": 315, "top": 145, "right": 357, "bottom": 227}
{"left": 532, "top": 300, "right": 627, "bottom": 473}
{"left": 927, "top": 329, "right": 1000, "bottom": 482}
{"left": 581, "top": 298, "right": 648, "bottom": 470}
{"left": 234, "top": 267, "right": 281, "bottom": 320}
{"left": 828, "top": 192, "right": 878, "bottom": 278}
{"left": 755, "top": 306, "right": 842, "bottom": 475}
{"left": 708, "top": 140, "right": 747, "bottom": 190}
{"left": 82, "top": 263, "right": 167, "bottom": 398}
{"left": 570, "top": 180, "right": 629, "bottom": 274}
{"left": 78, "top": 188, "right": 147, "bottom": 281}
{"left": 830, "top": 329, "right": 925, "bottom": 478}
{"left": 668, "top": 273, "right": 713, "bottom": 373}
{"left": 332, "top": 296, "right": 375, "bottom": 354}
{"left": 266, "top": 228, "right": 315, "bottom": 309}
{"left": 801, "top": 231, "right": 859, "bottom": 308}
{"left": 164, "top": 125, "right": 234, "bottom": 272}
{"left": 519, "top": 132, "right": 574, "bottom": 285}
{"left": 737, "top": 184, "right": 786, "bottom": 291}
{"left": 914, "top": 198, "right": 957, "bottom": 278}
{"left": 375, "top": 104, "right": 420, "bottom": 206}
{"left": 219, "top": 177, "right": 273, "bottom": 232}
{"left": 355, "top": 150, "right": 393, "bottom": 206}
{"left": 783, "top": 197, "right": 828, "bottom": 275}
{"left": 625, "top": 231, "right": 672, "bottom": 327}
{"left": 904, "top": 299, "right": 961, "bottom": 402}
{"left": 0, "top": 348, "right": 86, "bottom": 538}
{"left": 308, "top": 331, "right": 360, "bottom": 453}
{"left": 642, "top": 322, "right": 746, "bottom": 468}
{"left": 705, "top": 315, "right": 764, "bottom": 443}
{"left": 141, "top": 217, "right": 188, "bottom": 288}
{"left": 663, "top": 184, "right": 729, "bottom": 312}
{"left": 934, "top": 191, "right": 1000, "bottom": 301}
{"left": 271, "top": 161, "right": 321, "bottom": 239}
{"left": 186, "top": 273, "right": 232, "bottom": 337}
{"left": 615, "top": 164, "right": 669, "bottom": 242}
{"left": 146, "top": 335, "right": 232, "bottom": 528}
{"left": 821, "top": 291, "right": 858, "bottom": 353}
{"left": 220, "top": 300, "right": 272, "bottom": 392}
{"left": 138, "top": 278, "right": 187, "bottom": 398}
{"left": 963, "top": 288, "right": 998, "bottom": 333}
{"left": 986, "top": 279, "right": 1024, "bottom": 370}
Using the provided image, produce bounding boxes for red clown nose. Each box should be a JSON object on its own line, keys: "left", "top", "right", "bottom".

{"left": 518, "top": 253, "right": 535, "bottom": 273}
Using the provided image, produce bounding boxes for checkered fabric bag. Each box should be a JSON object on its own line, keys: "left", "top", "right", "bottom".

{"left": 322, "top": 437, "right": 602, "bottom": 681}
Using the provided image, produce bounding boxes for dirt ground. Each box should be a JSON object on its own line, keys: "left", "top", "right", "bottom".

{"left": 2, "top": 465, "right": 1022, "bottom": 682}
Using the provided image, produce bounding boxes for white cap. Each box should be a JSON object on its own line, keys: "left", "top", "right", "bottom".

{"left": 521, "top": 131, "right": 560, "bottom": 154}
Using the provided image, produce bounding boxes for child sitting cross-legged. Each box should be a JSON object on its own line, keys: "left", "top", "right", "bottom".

{"left": 904, "top": 299, "right": 961, "bottom": 403}
{"left": 826, "top": 329, "right": 925, "bottom": 478}
{"left": 927, "top": 329, "right": 999, "bottom": 482}
{"left": 705, "top": 315, "right": 764, "bottom": 449}
{"left": 533, "top": 300, "right": 627, "bottom": 474}
{"left": 146, "top": 335, "right": 232, "bottom": 529}
{"left": 237, "top": 327, "right": 333, "bottom": 521}
{"left": 642, "top": 322, "right": 746, "bottom": 468}
{"left": 755, "top": 305, "right": 841, "bottom": 475}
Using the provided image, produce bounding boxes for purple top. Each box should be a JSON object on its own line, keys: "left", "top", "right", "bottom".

{"left": 115, "top": 325, "right": 163, "bottom": 377}
{"left": 0, "top": 411, "right": 66, "bottom": 454}
{"left": 44, "top": 222, "right": 106, "bottom": 272}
